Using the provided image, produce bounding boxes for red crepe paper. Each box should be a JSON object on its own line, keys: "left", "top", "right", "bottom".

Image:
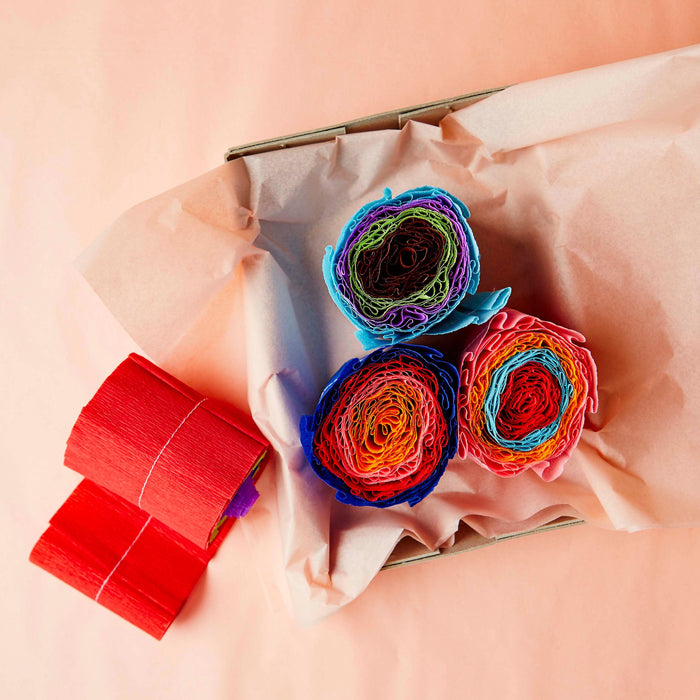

{"left": 65, "top": 354, "right": 266, "bottom": 548}
{"left": 30, "top": 480, "right": 231, "bottom": 639}
{"left": 30, "top": 354, "right": 269, "bottom": 639}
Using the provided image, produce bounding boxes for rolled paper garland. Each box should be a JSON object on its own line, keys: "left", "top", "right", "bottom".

{"left": 64, "top": 353, "right": 268, "bottom": 549}
{"left": 30, "top": 353, "right": 269, "bottom": 639}
{"left": 458, "top": 308, "right": 598, "bottom": 481}
{"left": 323, "top": 186, "right": 511, "bottom": 350}
{"left": 30, "top": 480, "right": 225, "bottom": 640}
{"left": 300, "top": 344, "right": 459, "bottom": 507}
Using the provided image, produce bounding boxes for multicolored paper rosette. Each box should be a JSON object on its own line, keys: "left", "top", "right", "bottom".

{"left": 299, "top": 344, "right": 459, "bottom": 507}
{"left": 458, "top": 308, "right": 598, "bottom": 481}
{"left": 323, "top": 186, "right": 511, "bottom": 350}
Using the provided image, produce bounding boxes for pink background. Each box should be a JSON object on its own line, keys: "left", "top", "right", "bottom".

{"left": 2, "top": 2, "right": 699, "bottom": 698}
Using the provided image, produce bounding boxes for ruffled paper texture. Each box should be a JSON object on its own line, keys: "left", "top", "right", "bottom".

{"left": 322, "top": 186, "right": 510, "bottom": 349}
{"left": 300, "top": 344, "right": 458, "bottom": 507}
{"left": 78, "top": 45, "right": 700, "bottom": 624}
{"left": 458, "top": 308, "right": 598, "bottom": 482}
{"left": 30, "top": 479, "right": 223, "bottom": 640}
{"left": 66, "top": 353, "right": 268, "bottom": 548}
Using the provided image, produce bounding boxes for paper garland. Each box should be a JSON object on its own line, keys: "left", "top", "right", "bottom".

{"left": 323, "top": 186, "right": 511, "bottom": 350}
{"left": 457, "top": 309, "right": 598, "bottom": 481}
{"left": 63, "top": 353, "right": 267, "bottom": 549}
{"left": 30, "top": 479, "right": 224, "bottom": 639}
{"left": 30, "top": 354, "right": 269, "bottom": 639}
{"left": 300, "top": 344, "right": 458, "bottom": 507}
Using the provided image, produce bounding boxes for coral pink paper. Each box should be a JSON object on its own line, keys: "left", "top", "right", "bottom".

{"left": 79, "top": 45, "right": 700, "bottom": 624}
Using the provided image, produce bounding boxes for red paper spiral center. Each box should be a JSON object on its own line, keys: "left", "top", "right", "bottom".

{"left": 495, "top": 362, "right": 562, "bottom": 441}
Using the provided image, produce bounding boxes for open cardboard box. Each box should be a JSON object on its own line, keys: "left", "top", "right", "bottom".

{"left": 225, "top": 87, "right": 584, "bottom": 569}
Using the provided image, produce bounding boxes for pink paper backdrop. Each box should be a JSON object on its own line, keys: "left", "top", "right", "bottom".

{"left": 2, "top": 2, "right": 699, "bottom": 699}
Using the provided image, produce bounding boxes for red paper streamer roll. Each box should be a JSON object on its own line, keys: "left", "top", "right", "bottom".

{"left": 65, "top": 354, "right": 267, "bottom": 548}
{"left": 29, "top": 480, "right": 229, "bottom": 639}
{"left": 30, "top": 354, "right": 269, "bottom": 639}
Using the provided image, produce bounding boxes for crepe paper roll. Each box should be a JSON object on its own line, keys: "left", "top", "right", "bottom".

{"left": 323, "top": 186, "right": 511, "bottom": 350}
{"left": 300, "top": 344, "right": 459, "bottom": 507}
{"left": 30, "top": 353, "right": 269, "bottom": 638}
{"left": 458, "top": 308, "right": 598, "bottom": 481}
{"left": 65, "top": 353, "right": 269, "bottom": 549}
{"left": 29, "top": 480, "right": 227, "bottom": 639}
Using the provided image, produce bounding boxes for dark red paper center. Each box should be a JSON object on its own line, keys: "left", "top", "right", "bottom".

{"left": 495, "top": 362, "right": 562, "bottom": 441}
{"left": 355, "top": 218, "right": 444, "bottom": 298}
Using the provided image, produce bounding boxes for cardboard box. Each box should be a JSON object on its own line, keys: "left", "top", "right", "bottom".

{"left": 225, "top": 86, "right": 504, "bottom": 161}
{"left": 225, "top": 87, "right": 583, "bottom": 567}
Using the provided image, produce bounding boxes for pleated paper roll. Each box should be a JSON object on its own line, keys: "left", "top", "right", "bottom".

{"left": 29, "top": 480, "right": 227, "bottom": 639}
{"left": 323, "top": 186, "right": 511, "bottom": 349}
{"left": 64, "top": 353, "right": 267, "bottom": 548}
{"left": 300, "top": 344, "right": 459, "bottom": 507}
{"left": 458, "top": 309, "right": 597, "bottom": 481}
{"left": 30, "top": 354, "right": 269, "bottom": 639}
